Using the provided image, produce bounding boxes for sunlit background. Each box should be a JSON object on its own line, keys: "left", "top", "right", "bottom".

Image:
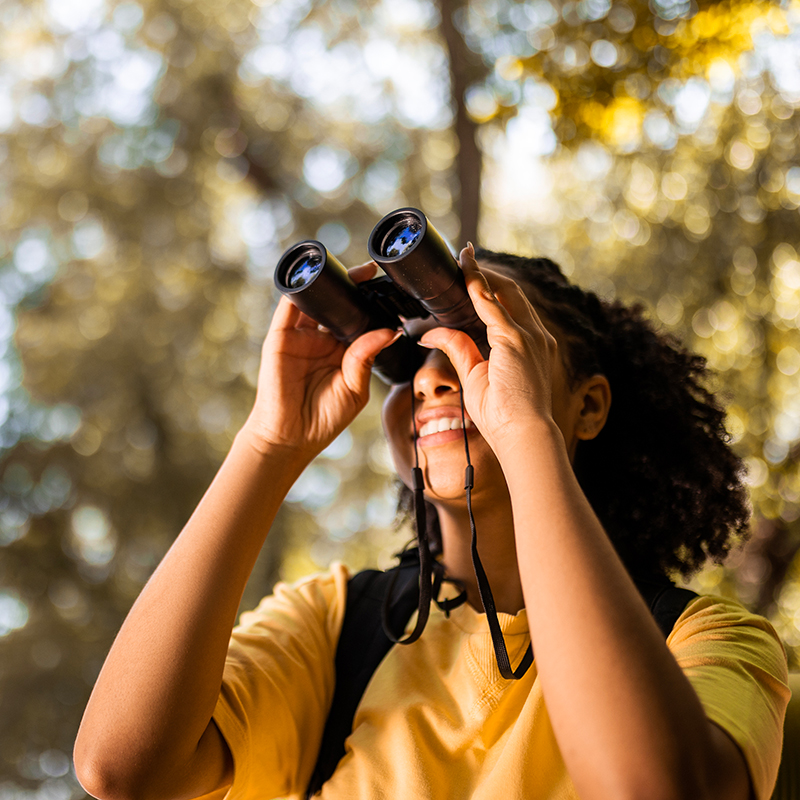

{"left": 2, "top": 0, "right": 800, "bottom": 796}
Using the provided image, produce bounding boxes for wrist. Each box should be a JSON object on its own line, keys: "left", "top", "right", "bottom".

{"left": 235, "top": 418, "right": 314, "bottom": 481}
{"left": 496, "top": 416, "right": 580, "bottom": 511}
{"left": 491, "top": 414, "right": 565, "bottom": 461}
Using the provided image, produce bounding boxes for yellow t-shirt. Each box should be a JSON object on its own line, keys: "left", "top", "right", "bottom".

{"left": 212, "top": 564, "right": 789, "bottom": 800}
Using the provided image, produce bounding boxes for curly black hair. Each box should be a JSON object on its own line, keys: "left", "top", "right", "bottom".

{"left": 397, "top": 247, "right": 750, "bottom": 580}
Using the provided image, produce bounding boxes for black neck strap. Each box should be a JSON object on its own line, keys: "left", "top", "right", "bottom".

{"left": 460, "top": 390, "right": 533, "bottom": 680}
{"left": 380, "top": 392, "right": 433, "bottom": 644}
{"left": 381, "top": 385, "right": 533, "bottom": 680}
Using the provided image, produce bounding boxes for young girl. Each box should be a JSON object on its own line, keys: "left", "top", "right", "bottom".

{"left": 74, "top": 244, "right": 789, "bottom": 800}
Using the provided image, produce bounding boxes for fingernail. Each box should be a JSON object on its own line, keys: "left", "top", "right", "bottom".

{"left": 383, "top": 330, "right": 403, "bottom": 347}
{"left": 417, "top": 340, "right": 436, "bottom": 349}
{"left": 467, "top": 241, "right": 475, "bottom": 257}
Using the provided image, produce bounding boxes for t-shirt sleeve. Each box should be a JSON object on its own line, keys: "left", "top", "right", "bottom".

{"left": 667, "top": 594, "right": 790, "bottom": 800}
{"left": 212, "top": 563, "right": 350, "bottom": 800}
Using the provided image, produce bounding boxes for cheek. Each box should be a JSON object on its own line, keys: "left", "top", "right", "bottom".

{"left": 381, "top": 385, "right": 413, "bottom": 474}
{"left": 550, "top": 372, "right": 583, "bottom": 444}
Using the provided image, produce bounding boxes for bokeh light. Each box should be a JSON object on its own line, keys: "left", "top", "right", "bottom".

{"left": 2, "top": 0, "right": 800, "bottom": 795}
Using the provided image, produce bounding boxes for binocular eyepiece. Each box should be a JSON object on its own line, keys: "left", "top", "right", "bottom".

{"left": 274, "top": 208, "right": 488, "bottom": 384}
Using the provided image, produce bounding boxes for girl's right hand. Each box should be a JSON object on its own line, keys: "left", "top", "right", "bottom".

{"left": 242, "top": 263, "right": 400, "bottom": 463}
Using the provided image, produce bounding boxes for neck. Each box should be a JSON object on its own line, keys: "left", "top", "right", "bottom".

{"left": 435, "top": 487, "right": 525, "bottom": 615}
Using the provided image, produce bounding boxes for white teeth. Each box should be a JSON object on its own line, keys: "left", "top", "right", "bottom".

{"left": 418, "top": 418, "right": 474, "bottom": 438}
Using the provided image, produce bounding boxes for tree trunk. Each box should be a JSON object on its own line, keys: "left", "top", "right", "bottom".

{"left": 438, "top": 0, "right": 485, "bottom": 246}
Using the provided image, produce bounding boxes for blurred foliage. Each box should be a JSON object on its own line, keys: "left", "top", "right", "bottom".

{"left": 459, "top": 0, "right": 796, "bottom": 143}
{"left": 0, "top": 0, "right": 799, "bottom": 797}
{"left": 479, "top": 30, "right": 800, "bottom": 654}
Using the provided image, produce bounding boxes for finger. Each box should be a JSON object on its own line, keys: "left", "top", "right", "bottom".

{"left": 460, "top": 242, "right": 497, "bottom": 299}
{"left": 460, "top": 246, "right": 544, "bottom": 336}
{"left": 294, "top": 309, "right": 322, "bottom": 330}
{"left": 270, "top": 296, "right": 325, "bottom": 333}
{"left": 348, "top": 261, "right": 379, "bottom": 284}
{"left": 479, "top": 268, "right": 541, "bottom": 325}
{"left": 340, "top": 328, "right": 402, "bottom": 398}
{"left": 418, "top": 326, "right": 485, "bottom": 387}
{"left": 269, "top": 296, "right": 302, "bottom": 332}
{"left": 460, "top": 247, "right": 520, "bottom": 313}
{"left": 457, "top": 247, "right": 517, "bottom": 333}
{"left": 462, "top": 246, "right": 547, "bottom": 331}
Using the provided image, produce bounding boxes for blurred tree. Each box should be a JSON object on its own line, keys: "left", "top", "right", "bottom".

{"left": 455, "top": 0, "right": 793, "bottom": 146}
{"left": 482, "top": 68, "right": 800, "bottom": 662}
{"left": 1, "top": 0, "right": 799, "bottom": 797}
{"left": 0, "top": 0, "right": 453, "bottom": 793}
{"left": 439, "top": 0, "right": 489, "bottom": 243}
{"left": 460, "top": 0, "right": 800, "bottom": 660}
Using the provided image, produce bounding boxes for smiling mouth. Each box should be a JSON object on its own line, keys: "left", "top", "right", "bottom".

{"left": 417, "top": 417, "right": 475, "bottom": 438}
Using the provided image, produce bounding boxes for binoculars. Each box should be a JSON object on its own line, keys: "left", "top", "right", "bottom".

{"left": 273, "top": 208, "right": 489, "bottom": 384}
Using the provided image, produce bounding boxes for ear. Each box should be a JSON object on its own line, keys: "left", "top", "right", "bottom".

{"left": 574, "top": 374, "right": 612, "bottom": 441}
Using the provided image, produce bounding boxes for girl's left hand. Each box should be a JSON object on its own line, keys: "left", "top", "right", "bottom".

{"left": 418, "top": 243, "right": 559, "bottom": 455}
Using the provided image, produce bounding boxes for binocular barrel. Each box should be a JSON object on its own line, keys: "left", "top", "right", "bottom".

{"left": 274, "top": 241, "right": 387, "bottom": 340}
{"left": 368, "top": 208, "right": 488, "bottom": 359}
{"left": 273, "top": 209, "right": 488, "bottom": 384}
{"left": 274, "top": 240, "right": 423, "bottom": 384}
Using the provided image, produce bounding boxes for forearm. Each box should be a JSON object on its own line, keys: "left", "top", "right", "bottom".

{"left": 502, "top": 419, "right": 727, "bottom": 800}
{"left": 74, "top": 423, "right": 309, "bottom": 800}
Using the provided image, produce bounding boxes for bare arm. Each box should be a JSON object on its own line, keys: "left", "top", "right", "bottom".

{"left": 502, "top": 420, "right": 752, "bottom": 800}
{"left": 74, "top": 274, "right": 399, "bottom": 800}
{"left": 422, "top": 249, "right": 754, "bottom": 800}
{"left": 74, "top": 428, "right": 306, "bottom": 800}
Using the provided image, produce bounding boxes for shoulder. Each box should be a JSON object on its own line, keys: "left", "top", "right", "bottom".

{"left": 668, "top": 594, "right": 790, "bottom": 800}
{"left": 221, "top": 563, "right": 353, "bottom": 704}
{"left": 213, "top": 564, "right": 353, "bottom": 799}
{"left": 237, "top": 562, "right": 351, "bottom": 641}
{"left": 668, "top": 593, "right": 789, "bottom": 696}
{"left": 222, "top": 562, "right": 352, "bottom": 679}
{"left": 669, "top": 594, "right": 786, "bottom": 658}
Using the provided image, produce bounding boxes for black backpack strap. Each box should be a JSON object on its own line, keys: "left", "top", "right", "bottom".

{"left": 305, "top": 551, "right": 421, "bottom": 798}
{"left": 633, "top": 577, "right": 698, "bottom": 638}
{"left": 649, "top": 586, "right": 699, "bottom": 637}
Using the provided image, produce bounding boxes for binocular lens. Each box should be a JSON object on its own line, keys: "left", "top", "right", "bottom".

{"left": 381, "top": 219, "right": 423, "bottom": 258}
{"left": 286, "top": 252, "right": 324, "bottom": 289}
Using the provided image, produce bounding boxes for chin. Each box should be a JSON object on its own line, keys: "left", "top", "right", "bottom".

{"left": 389, "top": 430, "right": 507, "bottom": 503}
{"left": 423, "top": 482, "right": 473, "bottom": 505}
{"left": 423, "top": 460, "right": 509, "bottom": 506}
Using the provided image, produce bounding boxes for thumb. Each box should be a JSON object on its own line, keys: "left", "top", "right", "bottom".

{"left": 418, "top": 327, "right": 485, "bottom": 388}
{"left": 341, "top": 328, "right": 402, "bottom": 396}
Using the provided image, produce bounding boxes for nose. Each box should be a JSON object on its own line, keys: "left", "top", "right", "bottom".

{"left": 413, "top": 348, "right": 460, "bottom": 400}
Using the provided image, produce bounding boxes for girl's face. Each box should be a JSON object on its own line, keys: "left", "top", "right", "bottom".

{"left": 381, "top": 271, "right": 595, "bottom": 507}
